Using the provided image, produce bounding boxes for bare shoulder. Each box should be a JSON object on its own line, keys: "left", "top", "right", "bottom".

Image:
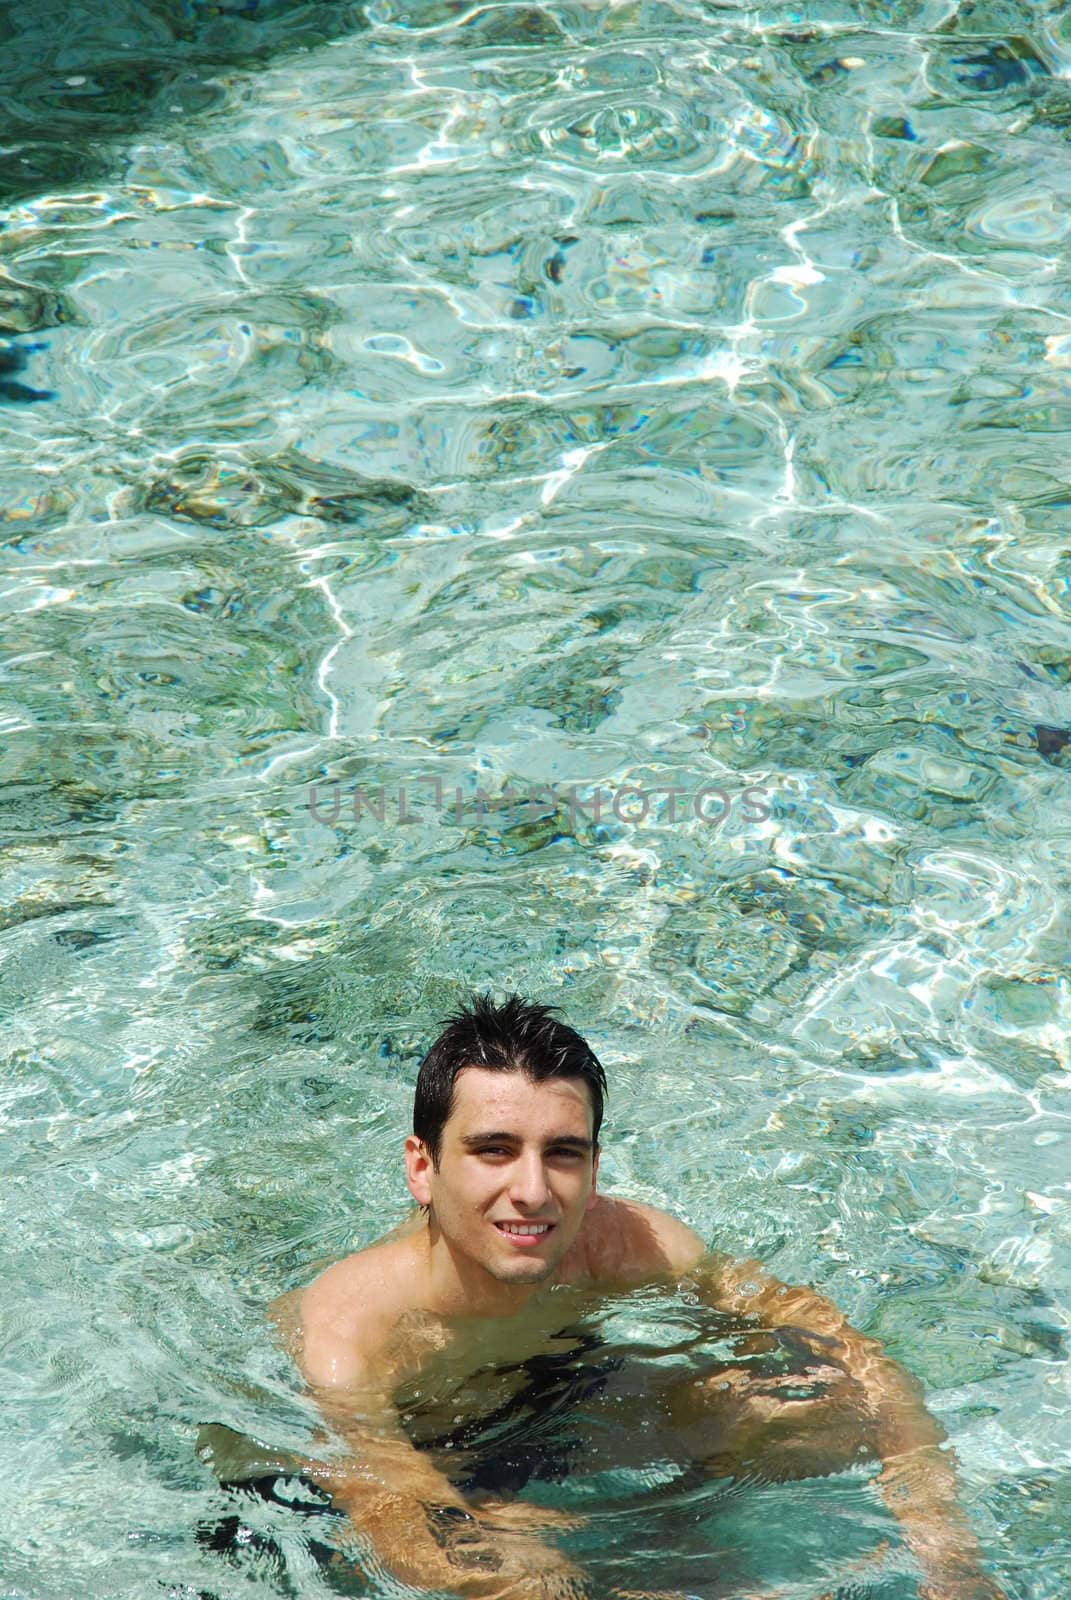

{"left": 579, "top": 1195, "right": 706, "bottom": 1285}
{"left": 270, "top": 1234, "right": 424, "bottom": 1391}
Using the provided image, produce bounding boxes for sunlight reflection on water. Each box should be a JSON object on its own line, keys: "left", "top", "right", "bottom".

{"left": 2, "top": 1, "right": 1070, "bottom": 1596}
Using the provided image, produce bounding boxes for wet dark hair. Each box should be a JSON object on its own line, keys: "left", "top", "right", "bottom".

{"left": 413, "top": 992, "right": 607, "bottom": 1166}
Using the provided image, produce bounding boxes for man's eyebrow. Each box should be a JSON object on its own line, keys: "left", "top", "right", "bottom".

{"left": 460, "top": 1131, "right": 594, "bottom": 1151}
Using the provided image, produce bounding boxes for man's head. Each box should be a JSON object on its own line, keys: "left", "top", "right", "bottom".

{"left": 405, "top": 993, "right": 607, "bottom": 1294}
{"left": 412, "top": 992, "right": 606, "bottom": 1166}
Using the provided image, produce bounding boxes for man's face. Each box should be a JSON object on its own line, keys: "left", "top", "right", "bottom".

{"left": 406, "top": 1067, "right": 599, "bottom": 1293}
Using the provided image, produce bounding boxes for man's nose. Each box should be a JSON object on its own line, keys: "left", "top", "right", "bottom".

{"left": 508, "top": 1153, "right": 552, "bottom": 1209}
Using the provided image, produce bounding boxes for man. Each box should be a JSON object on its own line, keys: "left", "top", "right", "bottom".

{"left": 269, "top": 993, "right": 1002, "bottom": 1600}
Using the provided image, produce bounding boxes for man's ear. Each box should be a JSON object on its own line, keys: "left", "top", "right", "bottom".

{"left": 405, "top": 1134, "right": 434, "bottom": 1207}
{"left": 586, "top": 1144, "right": 600, "bottom": 1210}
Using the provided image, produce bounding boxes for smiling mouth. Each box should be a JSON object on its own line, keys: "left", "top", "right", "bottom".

{"left": 495, "top": 1221, "right": 554, "bottom": 1240}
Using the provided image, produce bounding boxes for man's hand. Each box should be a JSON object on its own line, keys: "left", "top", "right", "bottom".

{"left": 915, "top": 1554, "right": 1007, "bottom": 1600}
{"left": 329, "top": 1475, "right": 587, "bottom": 1599}
{"left": 906, "top": 1513, "right": 1008, "bottom": 1600}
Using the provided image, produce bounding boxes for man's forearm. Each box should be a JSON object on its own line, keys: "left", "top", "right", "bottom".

{"left": 699, "top": 1256, "right": 1001, "bottom": 1598}
{"left": 303, "top": 1422, "right": 581, "bottom": 1598}
{"left": 854, "top": 1349, "right": 1000, "bottom": 1598}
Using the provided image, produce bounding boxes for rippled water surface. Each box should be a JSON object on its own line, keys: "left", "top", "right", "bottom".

{"left": 4, "top": 0, "right": 1071, "bottom": 1595}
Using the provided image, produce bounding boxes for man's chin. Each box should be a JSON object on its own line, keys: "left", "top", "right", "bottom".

{"left": 489, "top": 1253, "right": 557, "bottom": 1284}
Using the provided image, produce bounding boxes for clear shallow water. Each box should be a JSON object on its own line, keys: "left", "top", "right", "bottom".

{"left": 2, "top": 0, "right": 1071, "bottom": 1595}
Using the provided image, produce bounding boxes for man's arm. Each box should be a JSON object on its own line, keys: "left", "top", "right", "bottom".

{"left": 304, "top": 1378, "right": 584, "bottom": 1597}
{"left": 271, "top": 1275, "right": 583, "bottom": 1599}
{"left": 693, "top": 1252, "right": 1004, "bottom": 1600}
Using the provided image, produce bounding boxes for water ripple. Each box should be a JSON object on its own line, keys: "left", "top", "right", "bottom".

{"left": 2, "top": 1, "right": 1069, "bottom": 1596}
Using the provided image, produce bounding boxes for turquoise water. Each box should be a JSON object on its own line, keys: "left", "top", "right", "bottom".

{"left": 3, "top": 0, "right": 1071, "bottom": 1594}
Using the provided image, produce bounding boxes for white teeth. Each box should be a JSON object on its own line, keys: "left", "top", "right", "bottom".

{"left": 498, "top": 1223, "right": 550, "bottom": 1235}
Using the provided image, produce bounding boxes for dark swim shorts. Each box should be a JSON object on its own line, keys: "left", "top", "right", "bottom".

{"left": 416, "top": 1327, "right": 622, "bottom": 1497}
